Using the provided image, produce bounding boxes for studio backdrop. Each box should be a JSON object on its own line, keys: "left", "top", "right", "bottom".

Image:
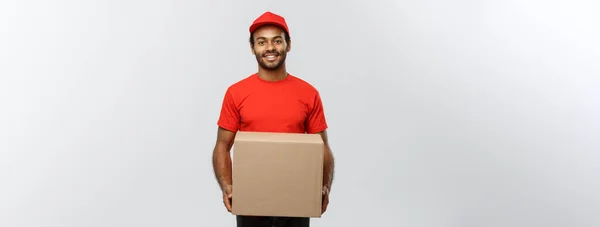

{"left": 1, "top": 0, "right": 599, "bottom": 226}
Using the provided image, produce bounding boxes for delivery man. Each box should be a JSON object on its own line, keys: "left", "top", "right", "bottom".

{"left": 211, "top": 11, "right": 335, "bottom": 227}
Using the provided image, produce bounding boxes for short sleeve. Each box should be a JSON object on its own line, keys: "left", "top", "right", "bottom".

{"left": 305, "top": 92, "right": 328, "bottom": 134}
{"left": 217, "top": 88, "right": 240, "bottom": 132}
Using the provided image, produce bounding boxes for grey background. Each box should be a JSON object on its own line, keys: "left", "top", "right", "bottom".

{"left": 1, "top": 0, "right": 599, "bottom": 226}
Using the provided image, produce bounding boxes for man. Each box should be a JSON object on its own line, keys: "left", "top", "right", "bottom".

{"left": 212, "top": 11, "right": 335, "bottom": 227}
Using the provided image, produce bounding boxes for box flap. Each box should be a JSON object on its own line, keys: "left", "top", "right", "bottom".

{"left": 234, "top": 131, "right": 323, "bottom": 144}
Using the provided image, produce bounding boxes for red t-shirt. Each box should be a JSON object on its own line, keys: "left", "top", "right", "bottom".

{"left": 217, "top": 73, "right": 328, "bottom": 134}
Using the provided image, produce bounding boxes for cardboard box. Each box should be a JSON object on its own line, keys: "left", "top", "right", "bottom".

{"left": 231, "top": 131, "right": 324, "bottom": 218}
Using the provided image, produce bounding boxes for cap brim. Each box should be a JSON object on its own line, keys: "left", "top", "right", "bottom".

{"left": 249, "top": 22, "right": 288, "bottom": 34}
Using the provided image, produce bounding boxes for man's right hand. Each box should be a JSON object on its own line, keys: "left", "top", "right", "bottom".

{"left": 222, "top": 184, "right": 233, "bottom": 212}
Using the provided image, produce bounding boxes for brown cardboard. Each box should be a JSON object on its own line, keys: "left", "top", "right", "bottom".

{"left": 231, "top": 131, "right": 324, "bottom": 218}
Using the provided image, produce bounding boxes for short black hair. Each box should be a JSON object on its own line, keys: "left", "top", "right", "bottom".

{"left": 249, "top": 30, "right": 291, "bottom": 46}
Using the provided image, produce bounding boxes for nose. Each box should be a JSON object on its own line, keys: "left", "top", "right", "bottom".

{"left": 266, "top": 42, "right": 276, "bottom": 51}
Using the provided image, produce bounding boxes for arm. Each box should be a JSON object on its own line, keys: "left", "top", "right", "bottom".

{"left": 212, "top": 127, "right": 237, "bottom": 212}
{"left": 304, "top": 90, "right": 333, "bottom": 213}
{"left": 317, "top": 130, "right": 334, "bottom": 191}
{"left": 316, "top": 130, "right": 334, "bottom": 214}
{"left": 214, "top": 87, "right": 240, "bottom": 213}
{"left": 212, "top": 127, "right": 236, "bottom": 190}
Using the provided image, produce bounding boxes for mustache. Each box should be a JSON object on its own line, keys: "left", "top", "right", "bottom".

{"left": 262, "top": 51, "right": 280, "bottom": 57}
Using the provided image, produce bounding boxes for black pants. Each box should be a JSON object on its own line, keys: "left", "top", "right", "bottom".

{"left": 236, "top": 215, "right": 309, "bottom": 227}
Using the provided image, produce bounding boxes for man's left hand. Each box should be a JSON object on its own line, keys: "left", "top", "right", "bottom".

{"left": 321, "top": 185, "right": 330, "bottom": 214}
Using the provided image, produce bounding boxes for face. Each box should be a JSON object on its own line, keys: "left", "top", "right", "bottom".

{"left": 250, "top": 25, "right": 290, "bottom": 71}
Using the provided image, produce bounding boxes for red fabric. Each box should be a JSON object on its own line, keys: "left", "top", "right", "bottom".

{"left": 249, "top": 11, "right": 290, "bottom": 35}
{"left": 218, "top": 74, "right": 328, "bottom": 134}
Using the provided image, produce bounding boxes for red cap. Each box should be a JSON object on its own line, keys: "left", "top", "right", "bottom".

{"left": 249, "top": 11, "right": 290, "bottom": 35}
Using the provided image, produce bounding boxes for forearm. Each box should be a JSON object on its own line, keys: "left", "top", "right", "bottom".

{"left": 212, "top": 144, "right": 232, "bottom": 190}
{"left": 322, "top": 145, "right": 334, "bottom": 189}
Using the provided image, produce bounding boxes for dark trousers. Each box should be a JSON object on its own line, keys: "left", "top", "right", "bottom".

{"left": 236, "top": 215, "right": 310, "bottom": 227}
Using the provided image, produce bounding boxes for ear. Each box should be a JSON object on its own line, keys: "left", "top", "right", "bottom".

{"left": 286, "top": 40, "right": 291, "bottom": 52}
{"left": 250, "top": 44, "right": 256, "bottom": 55}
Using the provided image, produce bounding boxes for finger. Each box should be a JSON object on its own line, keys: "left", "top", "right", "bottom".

{"left": 225, "top": 199, "right": 232, "bottom": 212}
{"left": 223, "top": 194, "right": 232, "bottom": 212}
{"left": 321, "top": 196, "right": 329, "bottom": 214}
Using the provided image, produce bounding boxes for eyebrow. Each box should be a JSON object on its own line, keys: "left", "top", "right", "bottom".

{"left": 256, "top": 35, "right": 283, "bottom": 40}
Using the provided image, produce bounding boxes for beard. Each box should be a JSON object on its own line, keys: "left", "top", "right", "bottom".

{"left": 254, "top": 49, "right": 287, "bottom": 71}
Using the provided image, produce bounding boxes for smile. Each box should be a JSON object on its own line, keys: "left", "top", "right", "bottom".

{"left": 263, "top": 54, "right": 278, "bottom": 61}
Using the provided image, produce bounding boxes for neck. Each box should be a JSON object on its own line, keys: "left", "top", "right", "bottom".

{"left": 257, "top": 64, "right": 288, "bottom": 81}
